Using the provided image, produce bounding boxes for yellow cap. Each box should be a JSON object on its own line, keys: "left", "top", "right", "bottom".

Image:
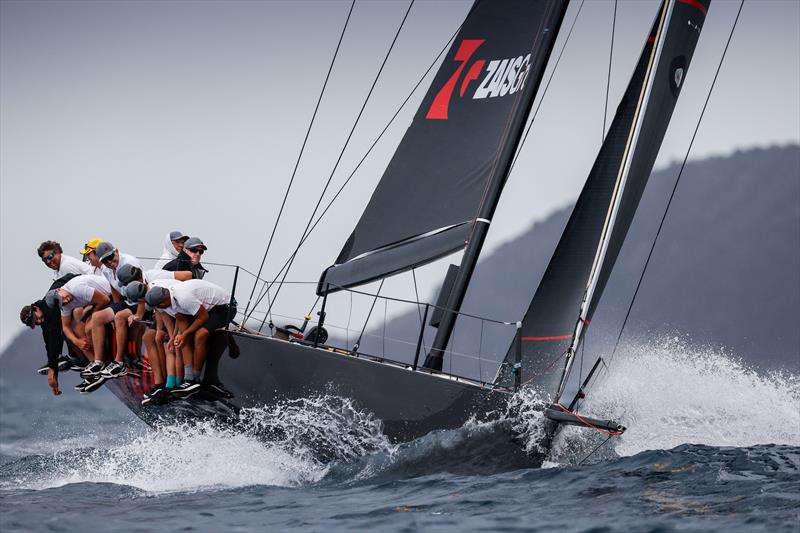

{"left": 80, "top": 238, "right": 104, "bottom": 255}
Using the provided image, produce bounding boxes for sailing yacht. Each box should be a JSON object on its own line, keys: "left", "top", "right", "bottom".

{"left": 105, "top": 0, "right": 711, "bottom": 462}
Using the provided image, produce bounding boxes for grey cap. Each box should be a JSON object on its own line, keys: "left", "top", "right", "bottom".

{"left": 117, "top": 263, "right": 141, "bottom": 286}
{"left": 124, "top": 281, "right": 147, "bottom": 304}
{"left": 96, "top": 241, "right": 116, "bottom": 261}
{"left": 145, "top": 286, "right": 169, "bottom": 307}
{"left": 184, "top": 237, "right": 207, "bottom": 251}
{"left": 45, "top": 289, "right": 63, "bottom": 308}
{"left": 169, "top": 230, "right": 189, "bottom": 241}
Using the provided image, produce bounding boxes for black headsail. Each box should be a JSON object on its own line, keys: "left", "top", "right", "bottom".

{"left": 318, "top": 0, "right": 568, "bottom": 297}
{"left": 502, "top": 0, "right": 710, "bottom": 399}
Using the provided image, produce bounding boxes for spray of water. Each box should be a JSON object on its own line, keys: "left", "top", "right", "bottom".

{"left": 547, "top": 336, "right": 800, "bottom": 462}
{"left": 1, "top": 396, "right": 391, "bottom": 494}
{"left": 505, "top": 387, "right": 551, "bottom": 456}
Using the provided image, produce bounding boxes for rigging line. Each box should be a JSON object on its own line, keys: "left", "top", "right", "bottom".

{"left": 328, "top": 283, "right": 517, "bottom": 325}
{"left": 244, "top": 0, "right": 356, "bottom": 322}
{"left": 410, "top": 268, "right": 428, "bottom": 352}
{"left": 609, "top": 0, "right": 745, "bottom": 366}
{"left": 244, "top": 3, "right": 470, "bottom": 320}
{"left": 346, "top": 289, "right": 353, "bottom": 347}
{"left": 603, "top": 0, "right": 617, "bottom": 141}
{"left": 257, "top": 0, "right": 416, "bottom": 329}
{"left": 579, "top": 325, "right": 585, "bottom": 384}
{"left": 354, "top": 279, "right": 385, "bottom": 351}
{"left": 383, "top": 297, "right": 388, "bottom": 357}
{"left": 508, "top": 0, "right": 585, "bottom": 174}
{"left": 578, "top": 435, "right": 614, "bottom": 466}
{"left": 478, "top": 319, "right": 484, "bottom": 383}
{"left": 306, "top": 295, "right": 321, "bottom": 318}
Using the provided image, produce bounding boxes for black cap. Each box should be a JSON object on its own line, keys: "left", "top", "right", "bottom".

{"left": 45, "top": 289, "right": 63, "bottom": 308}
{"left": 96, "top": 241, "right": 116, "bottom": 261}
{"left": 145, "top": 286, "right": 169, "bottom": 307}
{"left": 117, "top": 263, "right": 141, "bottom": 286}
{"left": 125, "top": 281, "right": 147, "bottom": 303}
{"left": 184, "top": 237, "right": 207, "bottom": 251}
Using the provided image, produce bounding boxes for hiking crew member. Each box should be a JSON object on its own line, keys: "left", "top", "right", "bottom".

{"left": 38, "top": 240, "right": 93, "bottom": 280}
{"left": 145, "top": 279, "right": 236, "bottom": 399}
{"left": 79, "top": 238, "right": 105, "bottom": 275}
{"left": 19, "top": 272, "right": 82, "bottom": 395}
{"left": 125, "top": 278, "right": 184, "bottom": 404}
{"left": 144, "top": 278, "right": 195, "bottom": 394}
{"left": 117, "top": 264, "right": 193, "bottom": 324}
{"left": 90, "top": 241, "right": 144, "bottom": 379}
{"left": 117, "top": 265, "right": 192, "bottom": 400}
{"left": 163, "top": 237, "right": 208, "bottom": 279}
{"left": 46, "top": 275, "right": 112, "bottom": 392}
{"left": 155, "top": 231, "right": 189, "bottom": 269}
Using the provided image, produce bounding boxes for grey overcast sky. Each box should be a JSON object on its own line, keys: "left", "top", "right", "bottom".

{"left": 1, "top": 0, "right": 798, "bottom": 351}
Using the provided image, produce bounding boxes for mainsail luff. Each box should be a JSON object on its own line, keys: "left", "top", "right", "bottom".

{"left": 318, "top": 0, "right": 569, "bottom": 296}
{"left": 503, "top": 0, "right": 710, "bottom": 399}
{"left": 424, "top": 0, "right": 569, "bottom": 370}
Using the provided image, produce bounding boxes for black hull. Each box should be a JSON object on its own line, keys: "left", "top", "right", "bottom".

{"left": 106, "top": 333, "right": 515, "bottom": 444}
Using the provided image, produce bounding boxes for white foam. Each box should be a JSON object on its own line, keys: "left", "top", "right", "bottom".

{"left": 566, "top": 336, "right": 800, "bottom": 457}
{"left": 8, "top": 421, "right": 322, "bottom": 494}
{"left": 5, "top": 396, "right": 391, "bottom": 494}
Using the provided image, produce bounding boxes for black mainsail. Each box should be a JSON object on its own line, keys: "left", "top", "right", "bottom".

{"left": 503, "top": 0, "right": 710, "bottom": 399}
{"left": 318, "top": 0, "right": 568, "bottom": 296}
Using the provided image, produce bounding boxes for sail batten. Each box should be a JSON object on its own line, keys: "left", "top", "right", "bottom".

{"left": 319, "top": 0, "right": 569, "bottom": 295}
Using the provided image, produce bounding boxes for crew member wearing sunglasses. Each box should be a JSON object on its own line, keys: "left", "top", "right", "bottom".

{"left": 37, "top": 240, "right": 93, "bottom": 280}
{"left": 85, "top": 241, "right": 144, "bottom": 380}
{"left": 162, "top": 237, "right": 209, "bottom": 280}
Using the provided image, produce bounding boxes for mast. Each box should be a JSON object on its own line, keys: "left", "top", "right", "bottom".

{"left": 422, "top": 1, "right": 569, "bottom": 371}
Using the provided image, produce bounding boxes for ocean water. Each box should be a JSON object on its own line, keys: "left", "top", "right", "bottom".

{"left": 1, "top": 339, "right": 798, "bottom": 532}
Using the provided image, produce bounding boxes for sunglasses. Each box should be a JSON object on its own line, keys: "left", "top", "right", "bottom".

{"left": 41, "top": 252, "right": 56, "bottom": 263}
{"left": 101, "top": 252, "right": 117, "bottom": 265}
{"left": 188, "top": 248, "right": 204, "bottom": 255}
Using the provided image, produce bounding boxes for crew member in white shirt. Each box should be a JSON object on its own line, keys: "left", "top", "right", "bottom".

{"left": 38, "top": 240, "right": 93, "bottom": 280}
{"left": 116, "top": 264, "right": 193, "bottom": 321}
{"left": 90, "top": 241, "right": 144, "bottom": 379}
{"left": 116, "top": 264, "right": 193, "bottom": 394}
{"left": 45, "top": 274, "right": 112, "bottom": 393}
{"left": 145, "top": 279, "right": 236, "bottom": 399}
{"left": 79, "top": 238, "right": 105, "bottom": 275}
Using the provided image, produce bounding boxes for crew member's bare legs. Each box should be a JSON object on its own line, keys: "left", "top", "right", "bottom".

{"left": 142, "top": 329, "right": 163, "bottom": 385}
{"left": 91, "top": 308, "right": 115, "bottom": 363}
{"left": 113, "top": 308, "right": 133, "bottom": 363}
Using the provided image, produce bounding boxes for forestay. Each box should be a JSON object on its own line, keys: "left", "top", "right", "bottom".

{"left": 503, "top": 0, "right": 710, "bottom": 397}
